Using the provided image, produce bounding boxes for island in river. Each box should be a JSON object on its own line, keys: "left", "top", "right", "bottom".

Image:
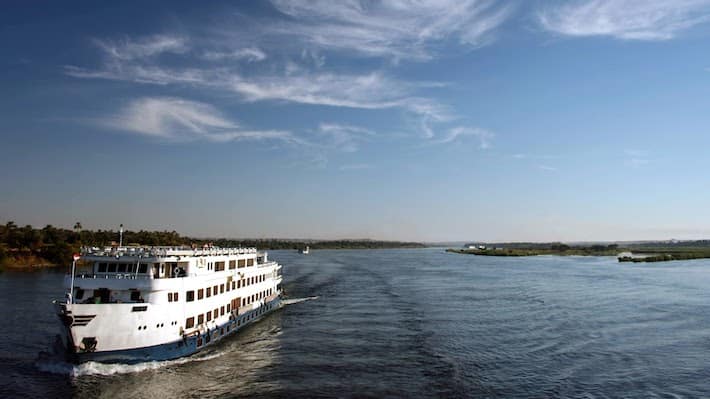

{"left": 447, "top": 241, "right": 710, "bottom": 263}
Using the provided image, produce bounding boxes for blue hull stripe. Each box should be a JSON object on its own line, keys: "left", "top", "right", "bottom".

{"left": 74, "top": 298, "right": 281, "bottom": 364}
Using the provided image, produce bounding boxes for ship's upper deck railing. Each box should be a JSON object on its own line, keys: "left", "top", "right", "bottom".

{"left": 81, "top": 246, "right": 259, "bottom": 258}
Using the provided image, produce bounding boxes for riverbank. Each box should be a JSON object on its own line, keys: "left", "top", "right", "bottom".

{"left": 446, "top": 247, "right": 621, "bottom": 257}
{"left": 448, "top": 244, "right": 710, "bottom": 263}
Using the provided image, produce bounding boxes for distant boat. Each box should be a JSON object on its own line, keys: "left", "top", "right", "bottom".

{"left": 299, "top": 246, "right": 310, "bottom": 255}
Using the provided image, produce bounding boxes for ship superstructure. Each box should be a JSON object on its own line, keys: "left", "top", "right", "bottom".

{"left": 54, "top": 246, "right": 282, "bottom": 364}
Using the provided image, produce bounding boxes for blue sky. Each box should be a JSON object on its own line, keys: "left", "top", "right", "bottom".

{"left": 3, "top": 0, "right": 710, "bottom": 242}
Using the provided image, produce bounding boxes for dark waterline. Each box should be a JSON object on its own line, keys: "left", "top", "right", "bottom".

{"left": 2, "top": 249, "right": 710, "bottom": 398}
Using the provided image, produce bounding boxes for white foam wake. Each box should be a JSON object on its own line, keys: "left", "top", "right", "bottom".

{"left": 35, "top": 351, "right": 225, "bottom": 377}
{"left": 282, "top": 296, "right": 319, "bottom": 305}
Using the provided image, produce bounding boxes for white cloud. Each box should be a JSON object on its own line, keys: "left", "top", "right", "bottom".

{"left": 339, "top": 163, "right": 373, "bottom": 171}
{"left": 624, "top": 149, "right": 650, "bottom": 167}
{"left": 202, "top": 47, "right": 267, "bottom": 62}
{"left": 65, "top": 64, "right": 211, "bottom": 85}
{"left": 538, "top": 165, "right": 558, "bottom": 171}
{"left": 539, "top": 0, "right": 710, "bottom": 40}
{"left": 228, "top": 70, "right": 422, "bottom": 111}
{"left": 269, "top": 0, "right": 513, "bottom": 60}
{"left": 65, "top": 5, "right": 497, "bottom": 145}
{"left": 104, "top": 97, "right": 295, "bottom": 143}
{"left": 317, "top": 123, "right": 374, "bottom": 152}
{"left": 436, "top": 126, "right": 494, "bottom": 148}
{"left": 93, "top": 35, "right": 188, "bottom": 60}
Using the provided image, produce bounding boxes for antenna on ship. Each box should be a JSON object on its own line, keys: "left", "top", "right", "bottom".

{"left": 68, "top": 253, "right": 80, "bottom": 304}
{"left": 119, "top": 224, "right": 124, "bottom": 247}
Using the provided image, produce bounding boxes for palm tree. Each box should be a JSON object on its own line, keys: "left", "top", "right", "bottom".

{"left": 74, "top": 222, "right": 82, "bottom": 231}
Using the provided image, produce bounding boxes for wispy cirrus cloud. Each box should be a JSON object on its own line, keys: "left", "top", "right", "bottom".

{"left": 66, "top": 36, "right": 453, "bottom": 126}
{"left": 269, "top": 0, "right": 513, "bottom": 60}
{"left": 539, "top": 0, "right": 710, "bottom": 40}
{"left": 538, "top": 165, "right": 558, "bottom": 172}
{"left": 435, "top": 126, "right": 494, "bottom": 148}
{"left": 201, "top": 47, "right": 267, "bottom": 62}
{"left": 339, "top": 163, "right": 374, "bottom": 171}
{"left": 104, "top": 97, "right": 295, "bottom": 143}
{"left": 624, "top": 149, "right": 650, "bottom": 167}
{"left": 92, "top": 35, "right": 188, "bottom": 60}
{"left": 66, "top": 3, "right": 502, "bottom": 147}
{"left": 317, "top": 123, "right": 375, "bottom": 152}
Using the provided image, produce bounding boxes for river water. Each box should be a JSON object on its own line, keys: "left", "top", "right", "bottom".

{"left": 2, "top": 248, "right": 710, "bottom": 398}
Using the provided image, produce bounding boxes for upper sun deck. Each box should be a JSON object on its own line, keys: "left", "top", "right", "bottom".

{"left": 81, "top": 246, "right": 259, "bottom": 260}
{"left": 72, "top": 245, "right": 277, "bottom": 285}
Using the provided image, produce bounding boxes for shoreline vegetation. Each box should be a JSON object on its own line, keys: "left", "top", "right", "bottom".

{"left": 0, "top": 222, "right": 425, "bottom": 270}
{"left": 447, "top": 242, "right": 710, "bottom": 263}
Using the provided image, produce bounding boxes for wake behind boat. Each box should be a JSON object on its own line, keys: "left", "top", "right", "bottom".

{"left": 53, "top": 245, "right": 283, "bottom": 364}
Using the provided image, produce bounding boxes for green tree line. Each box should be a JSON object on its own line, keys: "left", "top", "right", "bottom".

{"left": 0, "top": 221, "right": 425, "bottom": 268}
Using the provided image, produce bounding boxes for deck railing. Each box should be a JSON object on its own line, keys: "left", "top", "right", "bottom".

{"left": 81, "top": 246, "right": 258, "bottom": 258}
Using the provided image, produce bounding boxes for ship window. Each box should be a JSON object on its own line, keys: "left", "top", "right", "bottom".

{"left": 108, "top": 263, "right": 117, "bottom": 273}
{"left": 220, "top": 306, "right": 225, "bottom": 316}
{"left": 226, "top": 282, "right": 230, "bottom": 292}
{"left": 168, "top": 293, "right": 173, "bottom": 302}
{"left": 98, "top": 263, "right": 107, "bottom": 273}
{"left": 186, "top": 317, "right": 195, "bottom": 328}
{"left": 130, "top": 290, "right": 141, "bottom": 301}
{"left": 220, "top": 284, "right": 224, "bottom": 294}
{"left": 186, "top": 290, "right": 195, "bottom": 302}
{"left": 206, "top": 312, "right": 212, "bottom": 322}
{"left": 229, "top": 260, "right": 236, "bottom": 269}
{"left": 238, "top": 259, "right": 246, "bottom": 268}
{"left": 138, "top": 264, "right": 148, "bottom": 273}
{"left": 215, "top": 261, "right": 225, "bottom": 271}
{"left": 232, "top": 281, "right": 236, "bottom": 290}
{"left": 174, "top": 292, "right": 179, "bottom": 301}
{"left": 75, "top": 288, "right": 84, "bottom": 299}
{"left": 198, "top": 289, "right": 204, "bottom": 300}
{"left": 237, "top": 280, "right": 241, "bottom": 288}
{"left": 214, "top": 285, "right": 218, "bottom": 295}
{"left": 227, "top": 304, "right": 231, "bottom": 312}
{"left": 247, "top": 259, "right": 254, "bottom": 266}
{"left": 118, "top": 264, "right": 127, "bottom": 273}
{"left": 198, "top": 314, "right": 204, "bottom": 324}
{"left": 214, "top": 309, "right": 219, "bottom": 319}
{"left": 206, "top": 287, "right": 211, "bottom": 297}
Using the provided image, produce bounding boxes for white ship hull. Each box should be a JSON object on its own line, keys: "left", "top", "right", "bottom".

{"left": 54, "top": 246, "right": 283, "bottom": 364}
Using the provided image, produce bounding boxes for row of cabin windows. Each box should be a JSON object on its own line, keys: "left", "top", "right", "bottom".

{"left": 184, "top": 304, "right": 230, "bottom": 329}
{"left": 236, "top": 274, "right": 267, "bottom": 289}
{"left": 74, "top": 288, "right": 144, "bottom": 303}
{"left": 241, "top": 288, "right": 273, "bottom": 307}
{"left": 210, "top": 258, "right": 254, "bottom": 272}
{"left": 185, "top": 274, "right": 268, "bottom": 303}
{"left": 184, "top": 288, "right": 274, "bottom": 329}
{"left": 167, "top": 292, "right": 179, "bottom": 302}
{"left": 97, "top": 263, "right": 149, "bottom": 274}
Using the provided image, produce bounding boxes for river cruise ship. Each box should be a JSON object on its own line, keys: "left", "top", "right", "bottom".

{"left": 53, "top": 245, "right": 283, "bottom": 364}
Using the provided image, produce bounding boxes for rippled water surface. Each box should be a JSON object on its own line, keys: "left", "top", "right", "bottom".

{"left": 3, "top": 249, "right": 710, "bottom": 398}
